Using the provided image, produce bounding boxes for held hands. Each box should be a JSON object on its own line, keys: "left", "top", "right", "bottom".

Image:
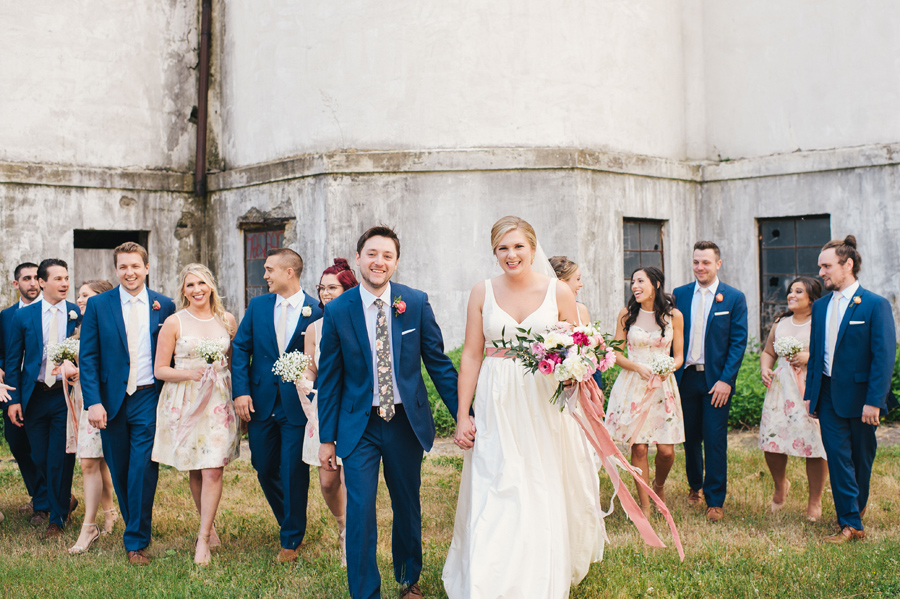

{"left": 234, "top": 395, "right": 255, "bottom": 422}
{"left": 708, "top": 381, "right": 732, "bottom": 408}
{"left": 862, "top": 405, "right": 880, "bottom": 426}
{"left": 0, "top": 382, "right": 14, "bottom": 403}
{"left": 760, "top": 367, "right": 773, "bottom": 388}
{"left": 319, "top": 442, "right": 339, "bottom": 472}
{"left": 88, "top": 404, "right": 108, "bottom": 429}
{"left": 454, "top": 414, "right": 477, "bottom": 450}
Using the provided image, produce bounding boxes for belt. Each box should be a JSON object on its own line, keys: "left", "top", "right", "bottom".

{"left": 686, "top": 364, "right": 705, "bottom": 372}
{"left": 133, "top": 384, "right": 155, "bottom": 392}
{"left": 36, "top": 381, "right": 63, "bottom": 392}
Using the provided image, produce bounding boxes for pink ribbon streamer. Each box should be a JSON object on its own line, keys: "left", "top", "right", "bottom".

{"left": 570, "top": 378, "right": 685, "bottom": 561}
{"left": 295, "top": 380, "right": 317, "bottom": 425}
{"left": 774, "top": 363, "right": 808, "bottom": 413}
{"left": 175, "top": 364, "right": 223, "bottom": 449}
{"left": 57, "top": 361, "right": 79, "bottom": 436}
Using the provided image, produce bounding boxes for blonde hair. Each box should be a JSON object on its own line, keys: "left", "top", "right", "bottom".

{"left": 490, "top": 216, "right": 538, "bottom": 254}
{"left": 176, "top": 263, "right": 235, "bottom": 336}
{"left": 549, "top": 256, "right": 578, "bottom": 281}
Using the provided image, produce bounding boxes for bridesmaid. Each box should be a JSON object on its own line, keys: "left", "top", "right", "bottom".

{"left": 301, "top": 258, "right": 358, "bottom": 566}
{"left": 604, "top": 267, "right": 685, "bottom": 515}
{"left": 759, "top": 277, "right": 828, "bottom": 520}
{"left": 152, "top": 264, "right": 239, "bottom": 565}
{"left": 66, "top": 279, "right": 119, "bottom": 554}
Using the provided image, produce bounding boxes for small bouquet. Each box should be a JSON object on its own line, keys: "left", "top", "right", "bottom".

{"left": 47, "top": 337, "right": 79, "bottom": 365}
{"left": 492, "top": 321, "right": 621, "bottom": 409}
{"left": 195, "top": 338, "right": 228, "bottom": 365}
{"left": 774, "top": 336, "right": 804, "bottom": 359}
{"left": 273, "top": 350, "right": 312, "bottom": 383}
{"left": 649, "top": 353, "right": 676, "bottom": 376}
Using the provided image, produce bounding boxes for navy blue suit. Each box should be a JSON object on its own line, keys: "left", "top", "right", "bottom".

{"left": 79, "top": 287, "right": 175, "bottom": 551}
{"left": 318, "top": 283, "right": 458, "bottom": 599}
{"left": 673, "top": 281, "right": 748, "bottom": 508}
{"left": 231, "top": 291, "right": 322, "bottom": 550}
{"left": 5, "top": 301, "right": 80, "bottom": 526}
{"left": 805, "top": 285, "right": 896, "bottom": 530}
{"left": 0, "top": 302, "right": 44, "bottom": 505}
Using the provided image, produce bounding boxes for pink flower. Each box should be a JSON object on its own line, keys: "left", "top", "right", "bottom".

{"left": 538, "top": 360, "right": 554, "bottom": 375}
{"left": 792, "top": 438, "right": 804, "bottom": 451}
{"left": 765, "top": 441, "right": 779, "bottom": 452}
{"left": 572, "top": 332, "right": 589, "bottom": 347}
{"left": 152, "top": 300, "right": 161, "bottom": 311}
{"left": 531, "top": 342, "right": 546, "bottom": 358}
{"left": 393, "top": 296, "right": 406, "bottom": 316}
{"left": 598, "top": 348, "right": 617, "bottom": 371}
{"left": 548, "top": 352, "right": 563, "bottom": 365}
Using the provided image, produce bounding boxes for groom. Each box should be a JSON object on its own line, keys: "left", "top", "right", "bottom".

{"left": 805, "top": 236, "right": 896, "bottom": 543}
{"left": 674, "top": 241, "right": 748, "bottom": 522}
{"left": 318, "top": 226, "right": 459, "bottom": 599}
{"left": 80, "top": 242, "right": 175, "bottom": 565}
{"left": 232, "top": 248, "right": 322, "bottom": 563}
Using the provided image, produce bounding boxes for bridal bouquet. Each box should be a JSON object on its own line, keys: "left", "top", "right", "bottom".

{"left": 47, "top": 337, "right": 79, "bottom": 365}
{"left": 774, "top": 336, "right": 804, "bottom": 359}
{"left": 273, "top": 350, "right": 311, "bottom": 381}
{"left": 649, "top": 353, "right": 676, "bottom": 376}
{"left": 195, "top": 338, "right": 228, "bottom": 364}
{"left": 491, "top": 321, "right": 620, "bottom": 408}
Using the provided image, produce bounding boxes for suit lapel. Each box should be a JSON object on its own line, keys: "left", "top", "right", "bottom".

{"left": 677, "top": 287, "right": 692, "bottom": 343}
{"left": 287, "top": 294, "right": 312, "bottom": 350}
{"left": 263, "top": 294, "right": 279, "bottom": 354}
{"left": 66, "top": 302, "right": 78, "bottom": 337}
{"left": 29, "top": 304, "right": 44, "bottom": 360}
{"left": 704, "top": 283, "right": 719, "bottom": 333}
{"left": 348, "top": 290, "right": 373, "bottom": 377}
{"left": 148, "top": 290, "right": 160, "bottom": 334}
{"left": 835, "top": 286, "right": 863, "bottom": 349}
{"left": 391, "top": 292, "right": 403, "bottom": 367}
{"left": 110, "top": 289, "right": 128, "bottom": 351}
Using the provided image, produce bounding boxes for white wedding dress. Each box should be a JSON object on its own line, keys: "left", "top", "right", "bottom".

{"left": 443, "top": 279, "right": 607, "bottom": 599}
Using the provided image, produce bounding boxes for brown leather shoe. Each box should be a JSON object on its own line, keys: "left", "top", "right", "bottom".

{"left": 400, "top": 583, "right": 423, "bottom": 599}
{"left": 19, "top": 500, "right": 33, "bottom": 515}
{"left": 706, "top": 507, "right": 724, "bottom": 522}
{"left": 41, "top": 523, "right": 64, "bottom": 540}
{"left": 276, "top": 547, "right": 300, "bottom": 563}
{"left": 30, "top": 510, "right": 49, "bottom": 526}
{"left": 687, "top": 489, "right": 703, "bottom": 507}
{"left": 824, "top": 526, "right": 865, "bottom": 545}
{"left": 127, "top": 548, "right": 151, "bottom": 566}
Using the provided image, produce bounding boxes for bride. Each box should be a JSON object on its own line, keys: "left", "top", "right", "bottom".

{"left": 443, "top": 216, "right": 606, "bottom": 599}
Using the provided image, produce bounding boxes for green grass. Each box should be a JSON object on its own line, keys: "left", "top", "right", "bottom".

{"left": 2, "top": 443, "right": 900, "bottom": 598}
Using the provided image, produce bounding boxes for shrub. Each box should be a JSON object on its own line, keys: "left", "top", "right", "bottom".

{"left": 423, "top": 346, "right": 462, "bottom": 437}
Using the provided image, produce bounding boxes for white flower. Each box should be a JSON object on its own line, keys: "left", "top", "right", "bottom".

{"left": 542, "top": 332, "right": 569, "bottom": 350}
{"left": 68, "top": 310, "right": 78, "bottom": 321}
{"left": 553, "top": 363, "right": 571, "bottom": 382}
{"left": 774, "top": 336, "right": 804, "bottom": 359}
{"left": 301, "top": 306, "right": 312, "bottom": 318}
{"left": 273, "top": 350, "right": 312, "bottom": 383}
{"left": 195, "top": 338, "right": 227, "bottom": 365}
{"left": 48, "top": 337, "right": 79, "bottom": 364}
{"left": 563, "top": 354, "right": 589, "bottom": 381}
{"left": 649, "top": 353, "right": 676, "bottom": 375}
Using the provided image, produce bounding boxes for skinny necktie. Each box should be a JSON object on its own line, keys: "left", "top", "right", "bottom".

{"left": 126, "top": 296, "right": 141, "bottom": 395}
{"left": 826, "top": 292, "right": 842, "bottom": 376}
{"left": 276, "top": 301, "right": 288, "bottom": 354}
{"left": 374, "top": 299, "right": 395, "bottom": 422}
{"left": 44, "top": 306, "right": 59, "bottom": 386}
{"left": 690, "top": 288, "right": 708, "bottom": 363}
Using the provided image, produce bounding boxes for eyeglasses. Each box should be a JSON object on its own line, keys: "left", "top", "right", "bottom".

{"left": 316, "top": 285, "right": 343, "bottom": 293}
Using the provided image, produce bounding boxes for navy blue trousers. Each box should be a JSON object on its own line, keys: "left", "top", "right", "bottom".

{"left": 100, "top": 386, "right": 159, "bottom": 551}
{"left": 342, "top": 405, "right": 423, "bottom": 599}
{"left": 247, "top": 393, "right": 310, "bottom": 550}
{"left": 4, "top": 406, "right": 45, "bottom": 507}
{"left": 23, "top": 387, "right": 75, "bottom": 526}
{"left": 817, "top": 376, "right": 876, "bottom": 530}
{"left": 680, "top": 367, "right": 731, "bottom": 508}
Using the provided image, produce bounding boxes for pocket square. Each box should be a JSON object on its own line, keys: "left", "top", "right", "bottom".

{"left": 714, "top": 311, "right": 730, "bottom": 316}
{"left": 849, "top": 321, "right": 865, "bottom": 325}
{"left": 401, "top": 329, "right": 416, "bottom": 335}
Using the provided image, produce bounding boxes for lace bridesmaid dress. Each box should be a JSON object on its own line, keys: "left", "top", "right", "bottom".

{"left": 152, "top": 311, "right": 240, "bottom": 470}
{"left": 758, "top": 316, "right": 826, "bottom": 458}
{"left": 443, "top": 278, "right": 606, "bottom": 599}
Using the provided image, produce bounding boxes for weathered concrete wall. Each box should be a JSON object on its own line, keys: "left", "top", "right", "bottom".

{"left": 702, "top": 0, "right": 900, "bottom": 160}
{"left": 0, "top": 1, "right": 199, "bottom": 169}
{"left": 222, "top": 0, "right": 689, "bottom": 166}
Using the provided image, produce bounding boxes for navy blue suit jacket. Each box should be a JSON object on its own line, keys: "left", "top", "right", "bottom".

{"left": 231, "top": 291, "right": 323, "bottom": 425}
{"left": 805, "top": 286, "right": 896, "bottom": 418}
{"left": 673, "top": 281, "right": 749, "bottom": 390}
{"left": 5, "top": 301, "right": 81, "bottom": 409}
{"left": 79, "top": 287, "right": 175, "bottom": 419}
{"left": 317, "top": 283, "right": 459, "bottom": 458}
{"left": 0, "top": 303, "right": 21, "bottom": 374}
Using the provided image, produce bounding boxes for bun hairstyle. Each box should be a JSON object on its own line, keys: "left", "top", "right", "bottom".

{"left": 550, "top": 256, "right": 578, "bottom": 281}
{"left": 319, "top": 258, "right": 359, "bottom": 308}
{"left": 822, "top": 235, "right": 862, "bottom": 277}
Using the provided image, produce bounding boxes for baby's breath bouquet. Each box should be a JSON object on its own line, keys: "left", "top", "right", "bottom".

{"left": 195, "top": 338, "right": 228, "bottom": 364}
{"left": 273, "top": 350, "right": 312, "bottom": 384}
{"left": 47, "top": 337, "right": 79, "bottom": 365}
{"left": 649, "top": 353, "right": 676, "bottom": 376}
{"left": 774, "top": 336, "right": 804, "bottom": 359}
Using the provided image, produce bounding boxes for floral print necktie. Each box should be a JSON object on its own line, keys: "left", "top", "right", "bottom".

{"left": 374, "top": 298, "right": 395, "bottom": 422}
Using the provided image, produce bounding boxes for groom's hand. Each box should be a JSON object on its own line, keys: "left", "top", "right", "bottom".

{"left": 454, "top": 415, "right": 476, "bottom": 450}
{"left": 709, "top": 381, "right": 732, "bottom": 408}
{"left": 319, "top": 442, "right": 338, "bottom": 471}
{"left": 235, "top": 395, "right": 255, "bottom": 422}
{"left": 862, "top": 405, "right": 880, "bottom": 426}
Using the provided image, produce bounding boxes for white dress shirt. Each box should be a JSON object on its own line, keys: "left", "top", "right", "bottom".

{"left": 38, "top": 298, "right": 68, "bottom": 383}
{"left": 685, "top": 277, "right": 720, "bottom": 367}
{"left": 359, "top": 283, "right": 403, "bottom": 407}
{"left": 120, "top": 286, "right": 154, "bottom": 386}
{"left": 19, "top": 293, "right": 42, "bottom": 309}
{"left": 823, "top": 280, "right": 860, "bottom": 377}
{"left": 274, "top": 289, "right": 306, "bottom": 347}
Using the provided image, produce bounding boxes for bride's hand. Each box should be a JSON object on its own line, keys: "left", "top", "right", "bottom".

{"left": 634, "top": 364, "right": 653, "bottom": 381}
{"left": 454, "top": 415, "right": 476, "bottom": 450}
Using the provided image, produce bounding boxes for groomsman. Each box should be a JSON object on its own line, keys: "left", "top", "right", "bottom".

{"left": 232, "top": 248, "right": 322, "bottom": 563}
{"left": 674, "top": 241, "right": 748, "bottom": 522}
{"left": 5, "top": 259, "right": 80, "bottom": 538}
{"left": 318, "top": 226, "right": 459, "bottom": 599}
{"left": 0, "top": 262, "right": 46, "bottom": 520}
{"left": 805, "top": 236, "right": 896, "bottom": 543}
{"left": 80, "top": 242, "right": 175, "bottom": 565}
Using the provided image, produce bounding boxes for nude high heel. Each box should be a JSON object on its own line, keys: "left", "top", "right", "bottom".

{"left": 194, "top": 533, "right": 211, "bottom": 566}
{"left": 69, "top": 523, "right": 100, "bottom": 555}
{"left": 102, "top": 508, "right": 118, "bottom": 535}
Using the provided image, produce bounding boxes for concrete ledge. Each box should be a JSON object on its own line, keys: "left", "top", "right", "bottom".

{"left": 0, "top": 162, "right": 193, "bottom": 193}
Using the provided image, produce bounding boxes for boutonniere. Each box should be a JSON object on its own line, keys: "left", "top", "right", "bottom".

{"left": 853, "top": 296, "right": 862, "bottom": 305}
{"left": 68, "top": 310, "right": 78, "bottom": 321}
{"left": 301, "top": 306, "right": 312, "bottom": 318}
{"left": 393, "top": 295, "right": 406, "bottom": 317}
{"left": 715, "top": 293, "right": 724, "bottom": 303}
{"left": 152, "top": 300, "right": 161, "bottom": 311}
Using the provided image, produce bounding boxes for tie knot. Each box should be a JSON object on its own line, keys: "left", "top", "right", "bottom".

{"left": 374, "top": 298, "right": 384, "bottom": 309}
{"left": 700, "top": 287, "right": 709, "bottom": 296}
